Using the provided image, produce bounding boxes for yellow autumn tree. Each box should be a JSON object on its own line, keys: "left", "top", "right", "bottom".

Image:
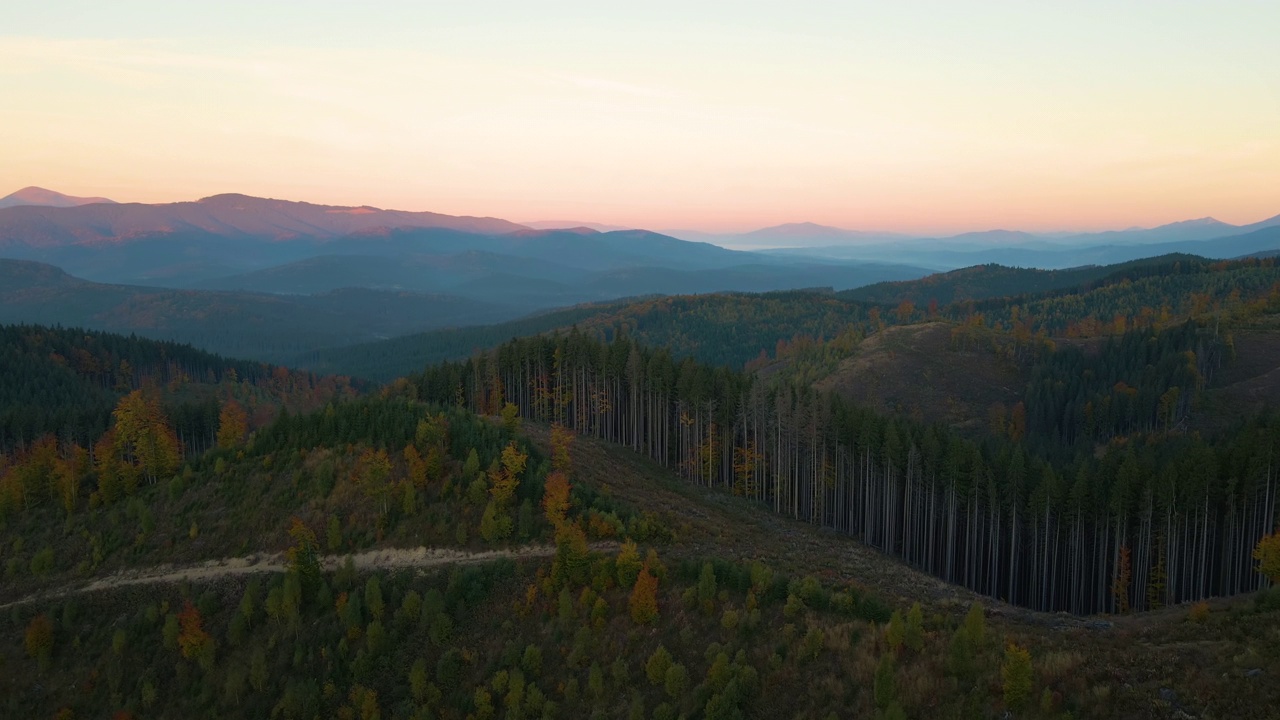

{"left": 550, "top": 423, "right": 574, "bottom": 476}
{"left": 616, "top": 540, "right": 642, "bottom": 588}
{"left": 111, "top": 390, "right": 181, "bottom": 484}
{"left": 542, "top": 470, "right": 571, "bottom": 530}
{"left": 356, "top": 448, "right": 394, "bottom": 517}
{"left": 1002, "top": 643, "right": 1033, "bottom": 711}
{"left": 482, "top": 442, "right": 528, "bottom": 544}
{"left": 1255, "top": 531, "right": 1280, "bottom": 583}
{"left": 216, "top": 399, "right": 249, "bottom": 450}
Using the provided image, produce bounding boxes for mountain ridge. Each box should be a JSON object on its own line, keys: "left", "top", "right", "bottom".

{"left": 0, "top": 192, "right": 527, "bottom": 248}
{"left": 0, "top": 186, "right": 117, "bottom": 210}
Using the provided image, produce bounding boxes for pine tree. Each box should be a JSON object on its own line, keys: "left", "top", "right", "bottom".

{"left": 904, "top": 603, "right": 925, "bottom": 652}
{"left": 885, "top": 609, "right": 905, "bottom": 653}
{"left": 873, "top": 654, "right": 896, "bottom": 709}
{"left": 1002, "top": 643, "right": 1033, "bottom": 711}
{"left": 645, "top": 645, "right": 673, "bottom": 685}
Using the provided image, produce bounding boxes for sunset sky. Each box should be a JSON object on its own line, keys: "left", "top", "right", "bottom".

{"left": 3, "top": 1, "right": 1278, "bottom": 234}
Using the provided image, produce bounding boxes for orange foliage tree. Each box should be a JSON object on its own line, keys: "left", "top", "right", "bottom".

{"left": 1112, "top": 545, "right": 1132, "bottom": 613}
{"left": 629, "top": 561, "right": 660, "bottom": 624}
{"left": 24, "top": 613, "right": 54, "bottom": 665}
{"left": 403, "top": 444, "right": 427, "bottom": 488}
{"left": 216, "top": 399, "right": 249, "bottom": 450}
{"left": 177, "top": 600, "right": 213, "bottom": 662}
{"left": 542, "top": 470, "right": 571, "bottom": 530}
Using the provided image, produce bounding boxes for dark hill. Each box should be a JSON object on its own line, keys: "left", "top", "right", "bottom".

{"left": 0, "top": 259, "right": 519, "bottom": 363}
{"left": 838, "top": 253, "right": 1207, "bottom": 306}
{"left": 0, "top": 192, "right": 525, "bottom": 249}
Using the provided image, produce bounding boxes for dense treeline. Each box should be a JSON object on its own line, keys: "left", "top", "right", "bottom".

{"left": 948, "top": 256, "right": 1280, "bottom": 338}
{"left": 294, "top": 302, "right": 626, "bottom": 382}
{"left": 0, "top": 324, "right": 359, "bottom": 453}
{"left": 302, "top": 291, "right": 881, "bottom": 382}
{"left": 839, "top": 254, "right": 1205, "bottom": 306}
{"left": 297, "top": 256, "right": 1280, "bottom": 387}
{"left": 1024, "top": 321, "right": 1222, "bottom": 449}
{"left": 411, "top": 329, "right": 1279, "bottom": 614}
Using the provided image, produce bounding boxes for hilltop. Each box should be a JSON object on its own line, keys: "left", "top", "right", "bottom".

{"left": 0, "top": 187, "right": 117, "bottom": 209}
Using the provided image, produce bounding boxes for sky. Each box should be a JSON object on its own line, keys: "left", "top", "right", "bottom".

{"left": 2, "top": 1, "right": 1278, "bottom": 234}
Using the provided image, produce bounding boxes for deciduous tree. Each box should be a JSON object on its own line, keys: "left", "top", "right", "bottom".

{"left": 1255, "top": 531, "right": 1280, "bottom": 583}
{"left": 177, "top": 600, "right": 214, "bottom": 665}
{"left": 629, "top": 562, "right": 659, "bottom": 624}
{"left": 24, "top": 613, "right": 54, "bottom": 666}
{"left": 216, "top": 399, "right": 248, "bottom": 450}
{"left": 542, "top": 470, "right": 571, "bottom": 529}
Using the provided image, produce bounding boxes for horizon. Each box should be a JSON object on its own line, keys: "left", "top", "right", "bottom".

{"left": 4, "top": 2, "right": 1279, "bottom": 234}
{"left": 3, "top": 184, "right": 1277, "bottom": 242}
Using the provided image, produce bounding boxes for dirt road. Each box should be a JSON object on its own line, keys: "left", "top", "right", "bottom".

{"left": 1, "top": 543, "right": 598, "bottom": 611}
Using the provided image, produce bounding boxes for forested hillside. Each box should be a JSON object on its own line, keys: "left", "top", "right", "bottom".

{"left": 839, "top": 254, "right": 1205, "bottom": 306}
{"left": 302, "top": 292, "right": 883, "bottom": 382}
{"left": 0, "top": 325, "right": 359, "bottom": 452}
{"left": 3, "top": 324, "right": 1278, "bottom": 719}
{"left": 0, "top": 260, "right": 517, "bottom": 362}
{"left": 410, "top": 325, "right": 1279, "bottom": 614}
{"left": 2, "top": 254, "right": 1279, "bottom": 719}
{"left": 295, "top": 302, "right": 641, "bottom": 382}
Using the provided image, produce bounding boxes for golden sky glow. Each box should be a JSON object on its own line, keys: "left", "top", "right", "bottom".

{"left": 2, "top": 2, "right": 1278, "bottom": 234}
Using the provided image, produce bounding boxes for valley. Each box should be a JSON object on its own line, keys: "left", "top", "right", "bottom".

{"left": 1, "top": 191, "right": 1279, "bottom": 719}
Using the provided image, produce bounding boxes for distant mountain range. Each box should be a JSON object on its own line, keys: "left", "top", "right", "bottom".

{"left": 0, "top": 191, "right": 523, "bottom": 249}
{"left": 521, "top": 220, "right": 634, "bottom": 232}
{"left": 667, "top": 214, "right": 1280, "bottom": 263}
{"left": 761, "top": 225, "right": 1280, "bottom": 270}
{"left": 0, "top": 186, "right": 117, "bottom": 209}
{"left": 1, "top": 188, "right": 1275, "bottom": 356}
{"left": 0, "top": 190, "right": 932, "bottom": 301}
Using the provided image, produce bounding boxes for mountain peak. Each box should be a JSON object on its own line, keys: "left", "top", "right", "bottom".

{"left": 1160, "top": 216, "right": 1229, "bottom": 229}
{"left": 749, "top": 222, "right": 850, "bottom": 236}
{"left": 0, "top": 186, "right": 117, "bottom": 209}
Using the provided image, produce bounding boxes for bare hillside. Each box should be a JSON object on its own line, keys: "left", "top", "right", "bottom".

{"left": 814, "top": 322, "right": 1026, "bottom": 433}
